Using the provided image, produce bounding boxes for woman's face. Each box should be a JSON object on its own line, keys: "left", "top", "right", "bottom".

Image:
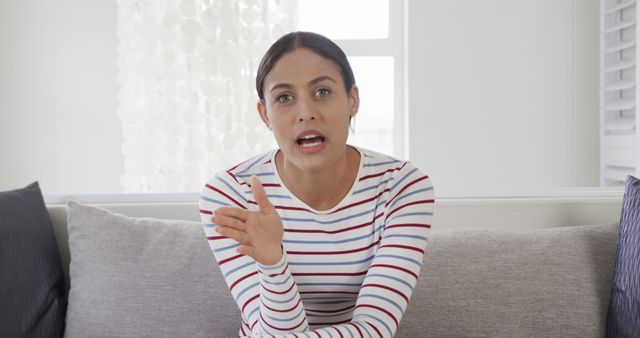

{"left": 257, "top": 47, "right": 359, "bottom": 173}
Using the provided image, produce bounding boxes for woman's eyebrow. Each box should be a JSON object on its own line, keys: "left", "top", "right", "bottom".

{"left": 309, "top": 75, "right": 337, "bottom": 86}
{"left": 269, "top": 83, "right": 293, "bottom": 93}
{"left": 269, "top": 76, "right": 337, "bottom": 93}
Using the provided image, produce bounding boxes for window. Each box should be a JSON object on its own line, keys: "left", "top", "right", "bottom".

{"left": 296, "top": 0, "right": 405, "bottom": 157}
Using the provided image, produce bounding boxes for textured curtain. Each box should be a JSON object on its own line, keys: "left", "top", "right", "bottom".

{"left": 116, "top": 0, "right": 297, "bottom": 192}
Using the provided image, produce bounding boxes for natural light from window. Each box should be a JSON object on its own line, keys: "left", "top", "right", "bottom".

{"left": 296, "top": 0, "right": 396, "bottom": 156}
{"left": 296, "top": 0, "right": 389, "bottom": 40}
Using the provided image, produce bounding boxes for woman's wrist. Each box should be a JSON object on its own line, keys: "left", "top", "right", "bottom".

{"left": 258, "top": 244, "right": 284, "bottom": 267}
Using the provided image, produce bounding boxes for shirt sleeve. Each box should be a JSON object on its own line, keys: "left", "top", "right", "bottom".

{"left": 199, "top": 171, "right": 310, "bottom": 336}
{"left": 200, "top": 163, "right": 434, "bottom": 338}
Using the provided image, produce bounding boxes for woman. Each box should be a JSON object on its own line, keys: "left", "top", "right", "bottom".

{"left": 199, "top": 31, "right": 434, "bottom": 338}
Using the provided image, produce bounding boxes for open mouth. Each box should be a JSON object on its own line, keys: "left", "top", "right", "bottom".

{"left": 296, "top": 134, "right": 326, "bottom": 148}
{"left": 295, "top": 130, "right": 327, "bottom": 153}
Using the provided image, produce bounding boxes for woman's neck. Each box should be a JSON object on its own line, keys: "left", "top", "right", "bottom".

{"left": 276, "top": 146, "right": 360, "bottom": 211}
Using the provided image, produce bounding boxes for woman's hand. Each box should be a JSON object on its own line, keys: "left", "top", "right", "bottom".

{"left": 212, "top": 175, "right": 284, "bottom": 266}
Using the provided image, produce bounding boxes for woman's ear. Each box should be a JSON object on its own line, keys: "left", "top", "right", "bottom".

{"left": 257, "top": 100, "right": 271, "bottom": 130}
{"left": 348, "top": 84, "right": 360, "bottom": 118}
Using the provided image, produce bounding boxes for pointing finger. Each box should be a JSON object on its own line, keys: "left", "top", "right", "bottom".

{"left": 251, "top": 175, "right": 275, "bottom": 214}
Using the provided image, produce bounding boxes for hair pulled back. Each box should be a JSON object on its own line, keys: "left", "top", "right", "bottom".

{"left": 256, "top": 31, "right": 356, "bottom": 103}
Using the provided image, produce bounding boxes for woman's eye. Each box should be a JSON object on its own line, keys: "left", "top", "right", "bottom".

{"left": 276, "top": 94, "right": 293, "bottom": 104}
{"left": 315, "top": 88, "right": 331, "bottom": 97}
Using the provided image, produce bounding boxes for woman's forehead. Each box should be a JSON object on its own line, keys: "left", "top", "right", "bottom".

{"left": 265, "top": 48, "right": 343, "bottom": 88}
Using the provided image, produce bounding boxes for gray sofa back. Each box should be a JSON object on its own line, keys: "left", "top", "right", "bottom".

{"left": 398, "top": 223, "right": 617, "bottom": 337}
{"left": 48, "top": 203, "right": 618, "bottom": 337}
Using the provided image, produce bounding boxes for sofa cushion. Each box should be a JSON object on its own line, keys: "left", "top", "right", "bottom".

{"left": 607, "top": 175, "right": 640, "bottom": 336}
{"left": 397, "top": 223, "right": 618, "bottom": 338}
{"left": 0, "top": 182, "right": 66, "bottom": 337}
{"left": 64, "top": 200, "right": 239, "bottom": 337}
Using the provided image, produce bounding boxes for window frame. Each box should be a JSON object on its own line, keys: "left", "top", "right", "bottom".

{"left": 328, "top": 0, "right": 407, "bottom": 158}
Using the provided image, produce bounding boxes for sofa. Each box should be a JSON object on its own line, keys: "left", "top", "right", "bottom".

{"left": 37, "top": 193, "right": 625, "bottom": 337}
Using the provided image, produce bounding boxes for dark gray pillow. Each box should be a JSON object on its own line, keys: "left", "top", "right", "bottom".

{"left": 607, "top": 175, "right": 640, "bottom": 337}
{"left": 64, "top": 200, "right": 239, "bottom": 337}
{"left": 0, "top": 182, "right": 66, "bottom": 338}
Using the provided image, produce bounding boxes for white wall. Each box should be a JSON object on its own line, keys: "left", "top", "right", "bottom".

{"left": 0, "top": 0, "right": 601, "bottom": 196}
{"left": 407, "top": 0, "right": 600, "bottom": 195}
{"left": 0, "top": 0, "right": 122, "bottom": 194}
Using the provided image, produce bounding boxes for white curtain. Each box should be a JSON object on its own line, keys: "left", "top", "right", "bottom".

{"left": 116, "top": 0, "right": 297, "bottom": 192}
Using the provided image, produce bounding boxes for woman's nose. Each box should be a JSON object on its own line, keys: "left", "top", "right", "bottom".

{"left": 297, "top": 97, "right": 316, "bottom": 122}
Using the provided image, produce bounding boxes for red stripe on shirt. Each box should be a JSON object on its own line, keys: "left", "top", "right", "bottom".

{"left": 205, "top": 183, "right": 247, "bottom": 209}
{"left": 348, "top": 323, "right": 365, "bottom": 338}
{"left": 359, "top": 162, "right": 407, "bottom": 181}
{"left": 364, "top": 321, "right": 384, "bottom": 338}
{"left": 385, "top": 176, "right": 429, "bottom": 208}
{"left": 379, "top": 244, "right": 425, "bottom": 254}
{"left": 331, "top": 326, "right": 345, "bottom": 338}
{"left": 286, "top": 213, "right": 384, "bottom": 234}
{"left": 305, "top": 304, "right": 355, "bottom": 313}
{"left": 261, "top": 298, "right": 303, "bottom": 313}
{"left": 385, "top": 223, "right": 431, "bottom": 230}
{"left": 262, "top": 281, "right": 295, "bottom": 295}
{"left": 361, "top": 283, "right": 409, "bottom": 302}
{"left": 218, "top": 253, "right": 244, "bottom": 266}
{"left": 226, "top": 171, "right": 241, "bottom": 185}
{"left": 300, "top": 291, "right": 360, "bottom": 295}
{"left": 309, "top": 318, "right": 351, "bottom": 326}
{"left": 369, "top": 263, "right": 419, "bottom": 280}
{"left": 330, "top": 189, "right": 389, "bottom": 214}
{"left": 247, "top": 200, "right": 313, "bottom": 213}
{"left": 286, "top": 240, "right": 380, "bottom": 255}
{"left": 241, "top": 294, "right": 259, "bottom": 313}
{"left": 387, "top": 199, "right": 434, "bottom": 219}
{"left": 293, "top": 271, "right": 368, "bottom": 277}
{"left": 230, "top": 271, "right": 258, "bottom": 291}
{"left": 356, "top": 303, "right": 399, "bottom": 328}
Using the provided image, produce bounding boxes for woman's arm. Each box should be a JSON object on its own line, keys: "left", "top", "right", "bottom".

{"left": 199, "top": 172, "right": 310, "bottom": 335}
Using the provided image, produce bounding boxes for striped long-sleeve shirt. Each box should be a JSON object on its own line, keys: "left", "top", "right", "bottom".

{"left": 199, "top": 146, "right": 434, "bottom": 338}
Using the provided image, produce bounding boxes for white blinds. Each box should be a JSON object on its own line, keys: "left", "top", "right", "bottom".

{"left": 601, "top": 0, "right": 638, "bottom": 185}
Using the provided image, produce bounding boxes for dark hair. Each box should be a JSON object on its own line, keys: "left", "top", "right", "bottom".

{"left": 256, "top": 31, "right": 356, "bottom": 103}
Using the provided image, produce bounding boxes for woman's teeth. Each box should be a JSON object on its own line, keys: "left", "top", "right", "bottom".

{"left": 297, "top": 135, "right": 325, "bottom": 145}
{"left": 301, "top": 140, "right": 323, "bottom": 148}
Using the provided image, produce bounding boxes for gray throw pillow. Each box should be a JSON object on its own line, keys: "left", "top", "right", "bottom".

{"left": 64, "top": 200, "right": 239, "bottom": 338}
{"left": 607, "top": 175, "right": 640, "bottom": 337}
{"left": 397, "top": 223, "right": 618, "bottom": 338}
{"left": 0, "top": 182, "right": 66, "bottom": 338}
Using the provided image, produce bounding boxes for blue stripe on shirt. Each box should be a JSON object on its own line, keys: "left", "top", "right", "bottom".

{"left": 200, "top": 196, "right": 232, "bottom": 207}
{"left": 288, "top": 255, "right": 374, "bottom": 266}
{"left": 363, "top": 160, "right": 399, "bottom": 167}
{"left": 215, "top": 175, "right": 248, "bottom": 204}
{"left": 387, "top": 186, "right": 433, "bottom": 210}
{"left": 236, "top": 171, "right": 275, "bottom": 178}
{"left": 234, "top": 282, "right": 258, "bottom": 302}
{"left": 389, "top": 167, "right": 418, "bottom": 193}
{"left": 263, "top": 291, "right": 298, "bottom": 304}
{"left": 358, "top": 293, "right": 404, "bottom": 315}
{"left": 382, "top": 234, "right": 428, "bottom": 241}
{"left": 358, "top": 313, "right": 392, "bottom": 338}
{"left": 373, "top": 254, "right": 423, "bottom": 268}
{"left": 365, "top": 274, "right": 414, "bottom": 291}
{"left": 282, "top": 209, "right": 374, "bottom": 225}
{"left": 353, "top": 179, "right": 391, "bottom": 195}
{"left": 265, "top": 306, "right": 305, "bottom": 322}
{"left": 283, "top": 224, "right": 384, "bottom": 244}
